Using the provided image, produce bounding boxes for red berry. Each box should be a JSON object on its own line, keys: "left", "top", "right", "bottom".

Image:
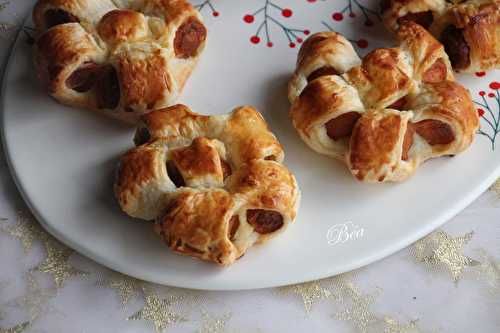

{"left": 476, "top": 71, "right": 486, "bottom": 77}
{"left": 250, "top": 36, "right": 260, "bottom": 44}
{"left": 282, "top": 8, "right": 293, "bottom": 18}
{"left": 213, "top": 11, "right": 219, "bottom": 17}
{"left": 244, "top": 14, "right": 254, "bottom": 23}
{"left": 307, "top": 0, "right": 316, "bottom": 2}
{"left": 333, "top": 12, "right": 343, "bottom": 21}
{"left": 304, "top": 29, "right": 310, "bottom": 35}
{"left": 477, "top": 108, "right": 485, "bottom": 117}
{"left": 479, "top": 91, "right": 486, "bottom": 96}
{"left": 297, "top": 38, "right": 303, "bottom": 43}
{"left": 349, "top": 13, "right": 356, "bottom": 18}
{"left": 488, "top": 93, "right": 495, "bottom": 98}
{"left": 357, "top": 39, "right": 368, "bottom": 48}
{"left": 364, "top": 20, "right": 374, "bottom": 26}
{"left": 289, "top": 42, "right": 296, "bottom": 48}
{"left": 490, "top": 82, "right": 500, "bottom": 90}
{"left": 267, "top": 42, "right": 273, "bottom": 47}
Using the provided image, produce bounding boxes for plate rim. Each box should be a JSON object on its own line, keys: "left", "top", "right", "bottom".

{"left": 2, "top": 17, "right": 500, "bottom": 291}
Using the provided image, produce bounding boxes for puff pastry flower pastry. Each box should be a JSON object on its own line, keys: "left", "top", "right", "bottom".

{"left": 114, "top": 104, "right": 301, "bottom": 265}
{"left": 381, "top": 0, "right": 500, "bottom": 73}
{"left": 33, "top": 0, "right": 207, "bottom": 120}
{"left": 289, "top": 22, "right": 479, "bottom": 183}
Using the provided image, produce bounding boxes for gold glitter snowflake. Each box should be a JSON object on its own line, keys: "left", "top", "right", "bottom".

{"left": 414, "top": 230, "right": 477, "bottom": 282}
{"left": 278, "top": 280, "right": 333, "bottom": 313}
{"left": 34, "top": 238, "right": 87, "bottom": 289}
{"left": 489, "top": 178, "right": 500, "bottom": 198}
{"left": 98, "top": 271, "right": 144, "bottom": 305}
{"left": 12, "top": 273, "right": 57, "bottom": 321}
{"left": 0, "top": 211, "right": 46, "bottom": 253}
{"left": 197, "top": 310, "right": 231, "bottom": 333}
{"left": 2, "top": 211, "right": 86, "bottom": 289}
{"left": 383, "top": 316, "right": 420, "bottom": 333}
{"left": 128, "top": 286, "right": 186, "bottom": 333}
{"left": 0, "top": 321, "right": 30, "bottom": 333}
{"left": 331, "top": 274, "right": 381, "bottom": 332}
{"left": 475, "top": 249, "right": 500, "bottom": 294}
{"left": 334, "top": 292, "right": 377, "bottom": 332}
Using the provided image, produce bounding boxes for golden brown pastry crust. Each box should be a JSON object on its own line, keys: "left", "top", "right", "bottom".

{"left": 381, "top": 0, "right": 500, "bottom": 73}
{"left": 289, "top": 22, "right": 479, "bottom": 182}
{"left": 288, "top": 31, "right": 361, "bottom": 103}
{"left": 115, "top": 104, "right": 300, "bottom": 265}
{"left": 32, "top": 0, "right": 207, "bottom": 120}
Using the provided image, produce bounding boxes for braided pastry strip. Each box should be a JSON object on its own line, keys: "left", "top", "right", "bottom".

{"left": 381, "top": 0, "right": 500, "bottom": 73}
{"left": 115, "top": 104, "right": 300, "bottom": 265}
{"left": 33, "top": 0, "right": 207, "bottom": 120}
{"left": 289, "top": 22, "right": 479, "bottom": 183}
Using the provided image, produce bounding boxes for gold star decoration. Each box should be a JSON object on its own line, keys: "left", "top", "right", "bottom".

{"left": 278, "top": 274, "right": 425, "bottom": 332}
{"left": 414, "top": 230, "right": 478, "bottom": 282}
{"left": 489, "top": 178, "right": 500, "bottom": 198}
{"left": 98, "top": 271, "right": 144, "bottom": 305}
{"left": 0, "top": 211, "right": 46, "bottom": 253}
{"left": 34, "top": 238, "right": 87, "bottom": 289}
{"left": 1, "top": 211, "right": 86, "bottom": 288}
{"left": 475, "top": 249, "right": 500, "bottom": 294}
{"left": 11, "top": 273, "right": 57, "bottom": 321}
{"left": 128, "top": 285, "right": 186, "bottom": 333}
{"left": 0, "top": 322, "right": 30, "bottom": 333}
{"left": 383, "top": 317, "right": 420, "bottom": 333}
{"left": 197, "top": 310, "right": 231, "bottom": 333}
{"left": 2, "top": 210, "right": 86, "bottom": 289}
{"left": 330, "top": 274, "right": 382, "bottom": 333}
{"left": 278, "top": 280, "right": 333, "bottom": 313}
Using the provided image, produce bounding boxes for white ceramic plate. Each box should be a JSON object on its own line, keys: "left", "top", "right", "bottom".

{"left": 2, "top": 0, "right": 500, "bottom": 290}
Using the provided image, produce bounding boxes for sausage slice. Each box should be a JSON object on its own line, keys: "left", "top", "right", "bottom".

{"left": 422, "top": 58, "right": 447, "bottom": 83}
{"left": 95, "top": 65, "right": 121, "bottom": 109}
{"left": 325, "top": 112, "right": 361, "bottom": 141}
{"left": 166, "top": 161, "right": 185, "bottom": 187}
{"left": 414, "top": 119, "right": 455, "bottom": 145}
{"left": 227, "top": 215, "right": 239, "bottom": 241}
{"left": 440, "top": 25, "right": 470, "bottom": 70}
{"left": 388, "top": 97, "right": 407, "bottom": 110}
{"left": 134, "top": 126, "right": 151, "bottom": 146}
{"left": 246, "top": 209, "right": 283, "bottom": 234}
{"left": 397, "top": 11, "right": 434, "bottom": 29}
{"left": 402, "top": 122, "right": 415, "bottom": 160}
{"left": 307, "top": 66, "right": 339, "bottom": 82}
{"left": 174, "top": 17, "right": 207, "bottom": 58}
{"left": 220, "top": 159, "right": 232, "bottom": 180}
{"left": 44, "top": 9, "right": 79, "bottom": 29}
{"left": 66, "top": 61, "right": 99, "bottom": 92}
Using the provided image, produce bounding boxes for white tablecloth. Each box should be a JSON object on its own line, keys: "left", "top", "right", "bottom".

{"left": 1, "top": 1, "right": 499, "bottom": 332}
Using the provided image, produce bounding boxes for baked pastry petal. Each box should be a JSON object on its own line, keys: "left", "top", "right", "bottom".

{"left": 381, "top": 0, "right": 500, "bottom": 73}
{"left": 33, "top": 0, "right": 207, "bottom": 120}
{"left": 290, "top": 75, "right": 364, "bottom": 160}
{"left": 288, "top": 31, "right": 361, "bottom": 103}
{"left": 347, "top": 80, "right": 478, "bottom": 182}
{"left": 347, "top": 108, "right": 415, "bottom": 182}
{"left": 289, "top": 22, "right": 479, "bottom": 182}
{"left": 116, "top": 104, "right": 300, "bottom": 265}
